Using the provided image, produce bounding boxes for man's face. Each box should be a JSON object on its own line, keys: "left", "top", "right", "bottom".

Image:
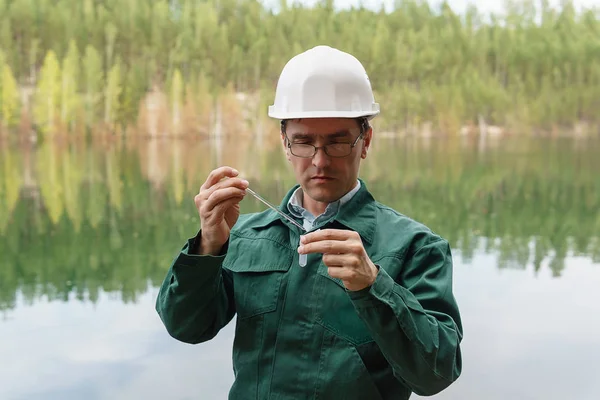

{"left": 281, "top": 117, "right": 372, "bottom": 204}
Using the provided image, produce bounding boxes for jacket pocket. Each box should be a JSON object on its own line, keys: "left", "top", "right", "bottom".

{"left": 223, "top": 236, "right": 294, "bottom": 399}
{"left": 315, "top": 329, "right": 383, "bottom": 400}
{"left": 314, "top": 262, "right": 375, "bottom": 346}
{"left": 223, "top": 236, "right": 293, "bottom": 320}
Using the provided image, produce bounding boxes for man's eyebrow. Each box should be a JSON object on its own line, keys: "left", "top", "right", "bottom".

{"left": 290, "top": 130, "right": 352, "bottom": 140}
{"left": 290, "top": 133, "right": 312, "bottom": 140}
{"left": 329, "top": 130, "right": 352, "bottom": 138}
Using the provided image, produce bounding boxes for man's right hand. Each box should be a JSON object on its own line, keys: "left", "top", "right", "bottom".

{"left": 194, "top": 166, "right": 248, "bottom": 255}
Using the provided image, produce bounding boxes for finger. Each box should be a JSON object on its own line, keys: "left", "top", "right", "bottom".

{"left": 210, "top": 196, "right": 243, "bottom": 220}
{"left": 197, "top": 181, "right": 244, "bottom": 209}
{"left": 202, "top": 196, "right": 243, "bottom": 226}
{"left": 200, "top": 166, "right": 240, "bottom": 192}
{"left": 327, "top": 265, "right": 358, "bottom": 281}
{"left": 300, "top": 229, "right": 358, "bottom": 244}
{"left": 322, "top": 253, "right": 356, "bottom": 267}
{"left": 298, "top": 240, "right": 352, "bottom": 255}
{"left": 203, "top": 187, "right": 246, "bottom": 213}
{"left": 202, "top": 177, "right": 249, "bottom": 200}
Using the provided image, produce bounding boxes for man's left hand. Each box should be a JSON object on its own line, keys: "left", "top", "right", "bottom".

{"left": 298, "top": 229, "right": 378, "bottom": 291}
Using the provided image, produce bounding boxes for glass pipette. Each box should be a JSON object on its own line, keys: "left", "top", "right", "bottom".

{"left": 246, "top": 188, "right": 307, "bottom": 233}
{"left": 245, "top": 187, "right": 308, "bottom": 267}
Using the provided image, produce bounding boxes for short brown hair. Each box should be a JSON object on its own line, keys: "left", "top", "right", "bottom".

{"left": 280, "top": 117, "right": 370, "bottom": 136}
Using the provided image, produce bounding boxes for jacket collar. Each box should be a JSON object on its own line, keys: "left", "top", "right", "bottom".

{"left": 330, "top": 179, "right": 376, "bottom": 244}
{"left": 250, "top": 178, "right": 376, "bottom": 244}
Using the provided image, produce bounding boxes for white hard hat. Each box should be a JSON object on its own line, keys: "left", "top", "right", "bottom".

{"left": 268, "top": 45, "right": 380, "bottom": 120}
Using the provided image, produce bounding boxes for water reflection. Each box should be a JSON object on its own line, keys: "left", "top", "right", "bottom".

{"left": 1, "top": 248, "right": 598, "bottom": 400}
{"left": 0, "top": 135, "right": 599, "bottom": 399}
{"left": 1, "top": 136, "right": 598, "bottom": 312}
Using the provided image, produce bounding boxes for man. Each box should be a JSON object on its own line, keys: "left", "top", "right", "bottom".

{"left": 156, "top": 45, "right": 463, "bottom": 399}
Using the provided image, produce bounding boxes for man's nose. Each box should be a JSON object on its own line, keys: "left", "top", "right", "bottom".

{"left": 312, "top": 147, "right": 331, "bottom": 168}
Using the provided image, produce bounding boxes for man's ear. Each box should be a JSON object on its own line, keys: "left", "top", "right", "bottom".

{"left": 361, "top": 127, "right": 373, "bottom": 159}
{"left": 281, "top": 133, "right": 291, "bottom": 161}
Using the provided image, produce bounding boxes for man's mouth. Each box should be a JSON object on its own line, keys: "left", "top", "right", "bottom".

{"left": 311, "top": 176, "right": 334, "bottom": 182}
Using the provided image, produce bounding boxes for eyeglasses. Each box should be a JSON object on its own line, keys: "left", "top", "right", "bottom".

{"left": 286, "top": 132, "right": 364, "bottom": 158}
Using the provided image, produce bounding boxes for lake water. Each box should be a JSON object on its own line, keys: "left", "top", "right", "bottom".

{"left": 1, "top": 134, "right": 599, "bottom": 400}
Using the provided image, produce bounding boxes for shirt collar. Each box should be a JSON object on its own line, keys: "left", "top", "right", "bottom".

{"left": 287, "top": 180, "right": 361, "bottom": 219}
{"left": 251, "top": 179, "right": 376, "bottom": 244}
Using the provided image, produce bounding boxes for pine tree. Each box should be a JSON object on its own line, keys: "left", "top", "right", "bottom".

{"left": 60, "top": 40, "right": 81, "bottom": 130}
{"left": 0, "top": 14, "right": 12, "bottom": 65}
{"left": 83, "top": 45, "right": 103, "bottom": 128}
{"left": 196, "top": 71, "right": 214, "bottom": 133}
{"left": 33, "top": 50, "right": 61, "bottom": 135}
{"left": 104, "top": 59, "right": 122, "bottom": 125}
{"left": 1, "top": 63, "right": 20, "bottom": 129}
{"left": 169, "top": 68, "right": 183, "bottom": 133}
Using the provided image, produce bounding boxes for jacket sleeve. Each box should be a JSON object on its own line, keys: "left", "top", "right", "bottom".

{"left": 155, "top": 231, "right": 236, "bottom": 344}
{"left": 348, "top": 237, "right": 463, "bottom": 396}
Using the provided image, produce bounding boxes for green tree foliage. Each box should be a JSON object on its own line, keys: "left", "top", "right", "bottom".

{"left": 32, "top": 50, "right": 61, "bottom": 136}
{"left": 82, "top": 45, "right": 104, "bottom": 127}
{"left": 60, "top": 40, "right": 81, "bottom": 130}
{"left": 169, "top": 68, "right": 184, "bottom": 132}
{"left": 1, "top": 64, "right": 20, "bottom": 129}
{"left": 104, "top": 58, "right": 121, "bottom": 125}
{"left": 0, "top": 0, "right": 599, "bottom": 134}
{"left": 0, "top": 51, "right": 21, "bottom": 128}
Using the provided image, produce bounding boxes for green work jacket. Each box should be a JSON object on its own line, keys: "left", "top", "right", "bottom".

{"left": 156, "top": 180, "right": 463, "bottom": 399}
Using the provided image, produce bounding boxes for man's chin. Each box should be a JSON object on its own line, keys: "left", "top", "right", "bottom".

{"left": 303, "top": 184, "right": 343, "bottom": 204}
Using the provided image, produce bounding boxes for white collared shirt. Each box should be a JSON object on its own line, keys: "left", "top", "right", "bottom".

{"left": 286, "top": 180, "right": 361, "bottom": 232}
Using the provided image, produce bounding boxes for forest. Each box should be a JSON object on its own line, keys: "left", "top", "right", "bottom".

{"left": 0, "top": 0, "right": 600, "bottom": 137}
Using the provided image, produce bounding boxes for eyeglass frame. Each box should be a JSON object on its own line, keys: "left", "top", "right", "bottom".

{"left": 280, "top": 117, "right": 370, "bottom": 159}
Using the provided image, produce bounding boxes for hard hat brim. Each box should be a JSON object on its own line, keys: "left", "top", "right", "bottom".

{"left": 268, "top": 105, "right": 380, "bottom": 121}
